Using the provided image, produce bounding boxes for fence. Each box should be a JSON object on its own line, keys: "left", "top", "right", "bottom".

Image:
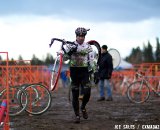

{"left": 112, "top": 63, "right": 160, "bottom": 95}
{"left": 0, "top": 52, "right": 10, "bottom": 130}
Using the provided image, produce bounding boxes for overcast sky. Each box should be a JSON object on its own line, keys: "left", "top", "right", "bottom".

{"left": 0, "top": 0, "right": 160, "bottom": 60}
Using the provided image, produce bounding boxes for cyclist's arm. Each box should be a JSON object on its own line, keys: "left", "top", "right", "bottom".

{"left": 62, "top": 42, "right": 77, "bottom": 61}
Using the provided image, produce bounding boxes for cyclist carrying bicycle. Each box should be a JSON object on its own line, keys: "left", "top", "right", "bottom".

{"left": 65, "top": 27, "right": 95, "bottom": 123}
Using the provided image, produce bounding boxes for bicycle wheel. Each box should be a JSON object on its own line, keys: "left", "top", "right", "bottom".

{"left": 50, "top": 53, "right": 63, "bottom": 91}
{"left": 87, "top": 40, "right": 101, "bottom": 64}
{"left": 24, "top": 83, "right": 52, "bottom": 115}
{"left": 0, "top": 86, "right": 28, "bottom": 116}
{"left": 127, "top": 81, "right": 150, "bottom": 103}
{"left": 108, "top": 48, "right": 121, "bottom": 69}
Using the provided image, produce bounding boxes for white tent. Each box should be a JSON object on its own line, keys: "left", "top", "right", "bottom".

{"left": 116, "top": 59, "right": 133, "bottom": 70}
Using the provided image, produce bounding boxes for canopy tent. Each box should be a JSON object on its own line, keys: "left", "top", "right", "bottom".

{"left": 116, "top": 59, "right": 133, "bottom": 70}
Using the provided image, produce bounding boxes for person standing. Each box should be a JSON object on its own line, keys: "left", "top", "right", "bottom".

{"left": 97, "top": 45, "right": 113, "bottom": 101}
{"left": 65, "top": 27, "right": 94, "bottom": 123}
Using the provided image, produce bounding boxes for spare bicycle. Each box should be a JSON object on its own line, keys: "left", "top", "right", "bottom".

{"left": 127, "top": 72, "right": 160, "bottom": 103}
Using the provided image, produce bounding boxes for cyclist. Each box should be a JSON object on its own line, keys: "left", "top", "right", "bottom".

{"left": 65, "top": 27, "right": 95, "bottom": 123}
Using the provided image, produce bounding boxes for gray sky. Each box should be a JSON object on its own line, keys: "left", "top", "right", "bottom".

{"left": 0, "top": 0, "right": 160, "bottom": 60}
{"left": 1, "top": 0, "right": 160, "bottom": 22}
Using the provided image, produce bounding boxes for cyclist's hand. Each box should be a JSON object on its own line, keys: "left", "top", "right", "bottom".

{"left": 70, "top": 46, "right": 77, "bottom": 52}
{"left": 68, "top": 46, "right": 77, "bottom": 56}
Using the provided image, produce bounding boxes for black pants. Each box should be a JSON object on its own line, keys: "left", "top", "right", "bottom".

{"left": 70, "top": 67, "right": 91, "bottom": 116}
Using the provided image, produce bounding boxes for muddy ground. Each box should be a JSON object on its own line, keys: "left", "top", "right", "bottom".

{"left": 8, "top": 86, "right": 160, "bottom": 130}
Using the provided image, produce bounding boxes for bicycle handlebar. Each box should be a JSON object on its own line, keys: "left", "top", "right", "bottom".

{"left": 49, "top": 38, "right": 101, "bottom": 65}
{"left": 49, "top": 38, "right": 77, "bottom": 48}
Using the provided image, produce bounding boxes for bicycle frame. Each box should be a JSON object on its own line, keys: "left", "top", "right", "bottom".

{"left": 49, "top": 38, "right": 76, "bottom": 91}
{"left": 50, "top": 52, "right": 63, "bottom": 91}
{"left": 138, "top": 74, "right": 160, "bottom": 96}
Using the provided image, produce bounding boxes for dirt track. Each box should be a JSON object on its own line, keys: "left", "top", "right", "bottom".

{"left": 9, "top": 86, "right": 160, "bottom": 130}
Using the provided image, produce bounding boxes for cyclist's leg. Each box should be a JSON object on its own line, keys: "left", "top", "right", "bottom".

{"left": 81, "top": 83, "right": 91, "bottom": 110}
{"left": 80, "top": 70, "right": 91, "bottom": 110}
{"left": 80, "top": 71, "right": 90, "bottom": 120}
{"left": 71, "top": 84, "right": 80, "bottom": 116}
{"left": 70, "top": 67, "right": 80, "bottom": 116}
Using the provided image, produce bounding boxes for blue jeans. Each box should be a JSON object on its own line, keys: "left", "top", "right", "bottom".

{"left": 99, "top": 79, "right": 112, "bottom": 98}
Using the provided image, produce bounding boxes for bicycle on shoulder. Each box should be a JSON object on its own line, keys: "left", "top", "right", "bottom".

{"left": 49, "top": 38, "right": 102, "bottom": 103}
{"left": 49, "top": 38, "right": 79, "bottom": 91}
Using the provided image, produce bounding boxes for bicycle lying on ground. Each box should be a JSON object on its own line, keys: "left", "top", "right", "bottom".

{"left": 19, "top": 83, "right": 52, "bottom": 115}
{"left": 0, "top": 85, "right": 28, "bottom": 116}
{"left": 0, "top": 83, "right": 52, "bottom": 116}
{"left": 127, "top": 72, "right": 160, "bottom": 103}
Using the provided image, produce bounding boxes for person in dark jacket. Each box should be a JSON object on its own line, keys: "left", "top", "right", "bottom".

{"left": 97, "top": 45, "right": 113, "bottom": 101}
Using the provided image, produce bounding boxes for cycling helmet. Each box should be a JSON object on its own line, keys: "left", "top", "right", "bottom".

{"left": 75, "top": 27, "right": 90, "bottom": 36}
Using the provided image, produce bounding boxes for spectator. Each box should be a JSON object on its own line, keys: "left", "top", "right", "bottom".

{"left": 97, "top": 45, "right": 113, "bottom": 101}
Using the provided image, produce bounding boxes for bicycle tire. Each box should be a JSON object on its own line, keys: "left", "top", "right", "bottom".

{"left": 19, "top": 84, "right": 40, "bottom": 111}
{"left": 24, "top": 83, "right": 52, "bottom": 115}
{"left": 0, "top": 86, "right": 28, "bottom": 116}
{"left": 127, "top": 81, "right": 150, "bottom": 103}
{"left": 87, "top": 40, "right": 101, "bottom": 64}
{"left": 50, "top": 53, "right": 63, "bottom": 91}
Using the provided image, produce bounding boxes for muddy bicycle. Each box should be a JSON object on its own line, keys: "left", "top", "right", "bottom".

{"left": 127, "top": 72, "right": 160, "bottom": 103}
{"left": 0, "top": 85, "right": 28, "bottom": 116}
{"left": 0, "top": 83, "right": 52, "bottom": 116}
{"left": 19, "top": 83, "right": 52, "bottom": 115}
{"left": 49, "top": 38, "right": 78, "bottom": 91}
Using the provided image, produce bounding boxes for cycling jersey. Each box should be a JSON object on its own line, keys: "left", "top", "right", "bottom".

{"left": 66, "top": 41, "right": 95, "bottom": 67}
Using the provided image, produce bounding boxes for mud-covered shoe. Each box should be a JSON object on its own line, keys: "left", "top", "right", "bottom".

{"left": 74, "top": 116, "right": 80, "bottom": 123}
{"left": 81, "top": 109, "right": 88, "bottom": 119}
